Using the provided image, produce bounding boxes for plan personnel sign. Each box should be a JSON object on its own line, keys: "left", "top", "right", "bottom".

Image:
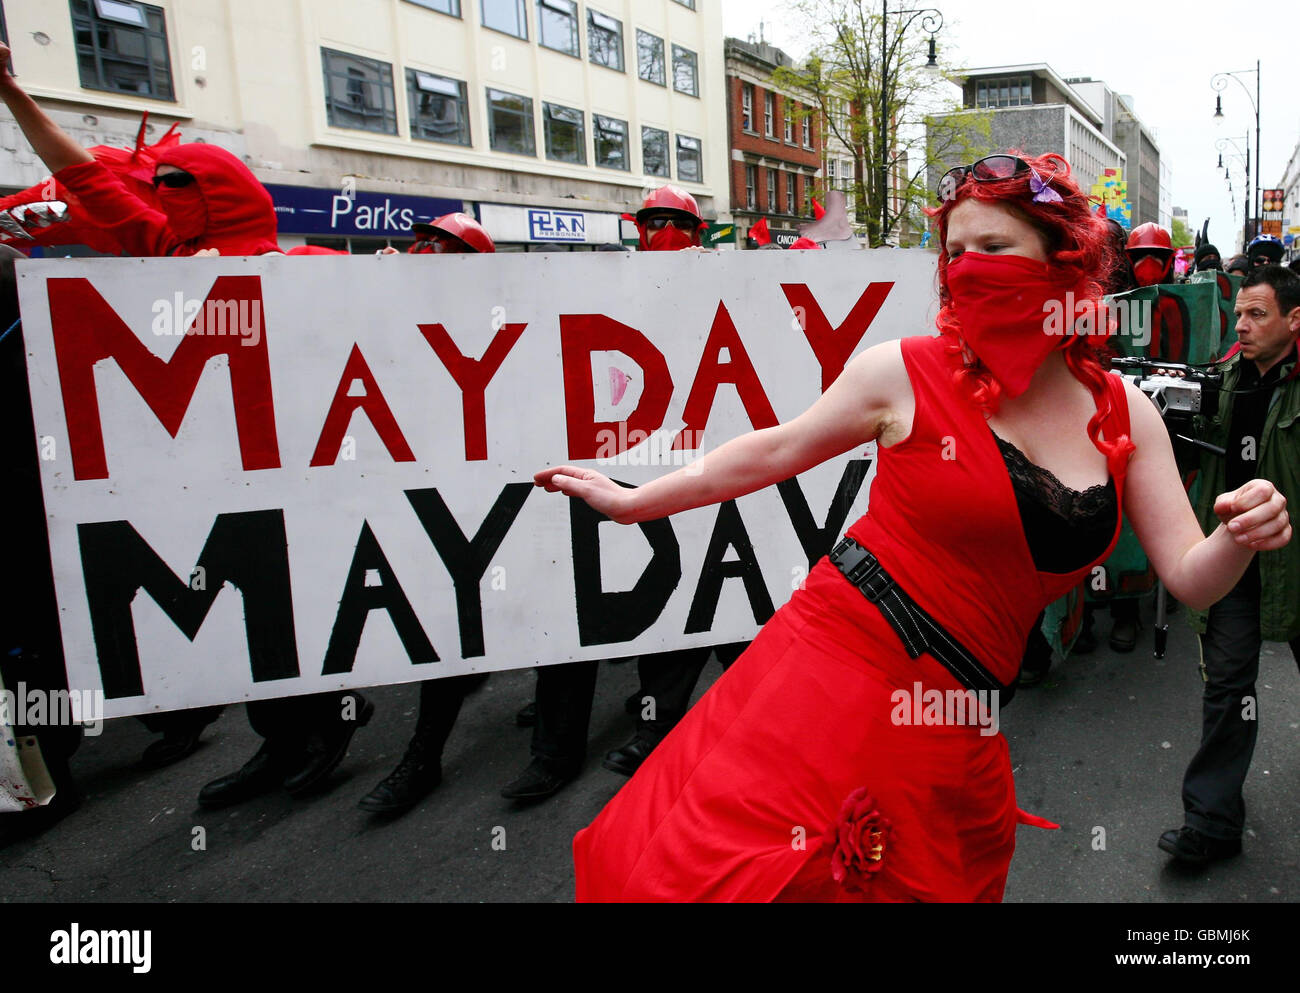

{"left": 18, "top": 251, "right": 937, "bottom": 720}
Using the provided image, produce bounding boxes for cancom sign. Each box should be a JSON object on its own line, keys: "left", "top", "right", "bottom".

{"left": 18, "top": 251, "right": 936, "bottom": 718}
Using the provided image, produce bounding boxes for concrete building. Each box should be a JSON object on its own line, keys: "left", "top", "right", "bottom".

{"left": 1278, "top": 134, "right": 1300, "bottom": 260}
{"left": 0, "top": 0, "right": 728, "bottom": 252}
{"left": 723, "top": 36, "right": 822, "bottom": 247}
{"left": 1159, "top": 158, "right": 1173, "bottom": 232}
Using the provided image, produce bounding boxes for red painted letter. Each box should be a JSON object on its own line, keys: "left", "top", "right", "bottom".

{"left": 781, "top": 282, "right": 894, "bottom": 391}
{"left": 310, "top": 344, "right": 416, "bottom": 466}
{"left": 419, "top": 321, "right": 528, "bottom": 461}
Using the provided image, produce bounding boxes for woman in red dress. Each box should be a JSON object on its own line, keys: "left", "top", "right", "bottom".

{"left": 535, "top": 154, "right": 1291, "bottom": 902}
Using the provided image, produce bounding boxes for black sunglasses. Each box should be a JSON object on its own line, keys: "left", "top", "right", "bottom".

{"left": 937, "top": 154, "right": 1031, "bottom": 203}
{"left": 644, "top": 215, "right": 698, "bottom": 232}
{"left": 152, "top": 171, "right": 196, "bottom": 189}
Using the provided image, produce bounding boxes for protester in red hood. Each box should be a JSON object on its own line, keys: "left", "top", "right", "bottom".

{"left": 0, "top": 45, "right": 279, "bottom": 257}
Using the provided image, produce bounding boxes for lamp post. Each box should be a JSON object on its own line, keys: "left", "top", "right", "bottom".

{"left": 1216, "top": 134, "right": 1250, "bottom": 250}
{"left": 1212, "top": 61, "right": 1261, "bottom": 242}
{"left": 879, "top": 4, "right": 942, "bottom": 247}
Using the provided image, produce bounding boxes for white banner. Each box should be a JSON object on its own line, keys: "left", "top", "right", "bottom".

{"left": 17, "top": 250, "right": 937, "bottom": 719}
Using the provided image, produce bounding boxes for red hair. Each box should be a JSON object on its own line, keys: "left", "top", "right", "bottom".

{"left": 924, "top": 151, "right": 1131, "bottom": 464}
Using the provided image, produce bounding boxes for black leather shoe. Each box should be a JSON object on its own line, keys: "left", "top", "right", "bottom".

{"left": 602, "top": 733, "right": 661, "bottom": 777}
{"left": 1110, "top": 616, "right": 1140, "bottom": 652}
{"left": 358, "top": 736, "right": 442, "bottom": 815}
{"left": 283, "top": 693, "right": 375, "bottom": 797}
{"left": 141, "top": 730, "right": 204, "bottom": 770}
{"left": 1158, "top": 826, "right": 1242, "bottom": 864}
{"left": 198, "top": 743, "right": 292, "bottom": 809}
{"left": 500, "top": 759, "right": 576, "bottom": 801}
{"left": 515, "top": 701, "right": 536, "bottom": 727}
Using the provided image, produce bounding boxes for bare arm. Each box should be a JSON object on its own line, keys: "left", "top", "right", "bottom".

{"left": 0, "top": 43, "right": 94, "bottom": 172}
{"left": 535, "top": 338, "right": 913, "bottom": 523}
{"left": 1121, "top": 379, "right": 1290, "bottom": 610}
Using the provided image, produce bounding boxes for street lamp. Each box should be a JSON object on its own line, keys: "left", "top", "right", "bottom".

{"left": 879, "top": 4, "right": 943, "bottom": 245}
{"left": 1211, "top": 62, "right": 1261, "bottom": 241}
{"left": 1215, "top": 134, "right": 1251, "bottom": 250}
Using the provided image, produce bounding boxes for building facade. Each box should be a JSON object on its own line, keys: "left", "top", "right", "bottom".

{"left": 0, "top": 0, "right": 728, "bottom": 252}
{"left": 723, "top": 37, "right": 822, "bottom": 247}
{"left": 1278, "top": 134, "right": 1300, "bottom": 261}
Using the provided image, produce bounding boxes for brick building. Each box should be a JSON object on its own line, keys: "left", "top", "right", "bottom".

{"left": 724, "top": 37, "right": 822, "bottom": 247}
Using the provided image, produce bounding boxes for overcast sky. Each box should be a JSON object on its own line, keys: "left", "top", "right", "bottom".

{"left": 721, "top": 0, "right": 1300, "bottom": 253}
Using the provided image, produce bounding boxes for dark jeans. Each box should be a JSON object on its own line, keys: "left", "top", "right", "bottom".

{"left": 1181, "top": 586, "right": 1300, "bottom": 840}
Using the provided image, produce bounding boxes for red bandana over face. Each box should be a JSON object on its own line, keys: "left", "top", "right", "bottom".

{"left": 153, "top": 144, "right": 280, "bottom": 255}
{"left": 945, "top": 252, "right": 1075, "bottom": 398}
{"left": 644, "top": 225, "right": 698, "bottom": 252}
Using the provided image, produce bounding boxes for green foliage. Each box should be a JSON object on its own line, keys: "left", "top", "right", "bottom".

{"left": 1171, "top": 217, "right": 1194, "bottom": 248}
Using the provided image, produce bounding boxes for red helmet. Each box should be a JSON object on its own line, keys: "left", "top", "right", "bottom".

{"left": 411, "top": 212, "right": 495, "bottom": 253}
{"left": 635, "top": 185, "right": 704, "bottom": 227}
{"left": 1124, "top": 223, "right": 1173, "bottom": 254}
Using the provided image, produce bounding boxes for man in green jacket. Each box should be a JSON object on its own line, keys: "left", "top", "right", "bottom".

{"left": 1160, "top": 265, "right": 1300, "bottom": 864}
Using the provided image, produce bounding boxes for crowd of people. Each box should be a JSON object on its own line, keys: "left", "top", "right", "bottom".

{"left": 1, "top": 41, "right": 1297, "bottom": 901}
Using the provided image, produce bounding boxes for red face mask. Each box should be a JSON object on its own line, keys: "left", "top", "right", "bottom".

{"left": 157, "top": 184, "right": 208, "bottom": 241}
{"left": 1131, "top": 255, "right": 1170, "bottom": 287}
{"left": 646, "top": 225, "right": 698, "bottom": 252}
{"left": 945, "top": 252, "right": 1074, "bottom": 398}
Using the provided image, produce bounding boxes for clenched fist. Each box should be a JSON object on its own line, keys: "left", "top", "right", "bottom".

{"left": 1214, "top": 479, "right": 1292, "bottom": 551}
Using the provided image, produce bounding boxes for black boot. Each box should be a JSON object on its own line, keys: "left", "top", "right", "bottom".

{"left": 358, "top": 730, "right": 442, "bottom": 814}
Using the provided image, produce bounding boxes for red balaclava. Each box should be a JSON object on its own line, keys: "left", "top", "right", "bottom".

{"left": 153, "top": 143, "right": 280, "bottom": 255}
{"left": 1129, "top": 252, "right": 1172, "bottom": 288}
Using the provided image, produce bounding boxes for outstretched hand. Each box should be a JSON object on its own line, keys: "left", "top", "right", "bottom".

{"left": 534, "top": 466, "right": 638, "bottom": 523}
{"left": 1214, "top": 479, "right": 1291, "bottom": 551}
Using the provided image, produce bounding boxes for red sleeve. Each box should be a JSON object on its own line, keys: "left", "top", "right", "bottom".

{"left": 53, "top": 160, "right": 181, "bottom": 258}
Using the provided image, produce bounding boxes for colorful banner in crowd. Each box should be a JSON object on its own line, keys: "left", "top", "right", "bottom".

{"left": 17, "top": 251, "right": 938, "bottom": 719}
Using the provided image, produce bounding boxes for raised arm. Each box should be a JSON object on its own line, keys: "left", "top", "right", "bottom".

{"left": 535, "top": 338, "right": 914, "bottom": 523}
{"left": 1121, "top": 379, "right": 1290, "bottom": 610}
{"left": 0, "top": 44, "right": 94, "bottom": 172}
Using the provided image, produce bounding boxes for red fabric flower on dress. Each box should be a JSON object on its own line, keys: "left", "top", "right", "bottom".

{"left": 829, "top": 787, "right": 891, "bottom": 892}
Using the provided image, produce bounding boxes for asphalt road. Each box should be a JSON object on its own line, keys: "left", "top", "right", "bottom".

{"left": 2, "top": 599, "right": 1296, "bottom": 903}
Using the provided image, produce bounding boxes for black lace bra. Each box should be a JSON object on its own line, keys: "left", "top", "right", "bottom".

{"left": 994, "top": 434, "right": 1118, "bottom": 574}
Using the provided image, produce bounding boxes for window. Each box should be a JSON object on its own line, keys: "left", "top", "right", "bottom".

{"left": 767, "top": 170, "right": 777, "bottom": 210}
{"left": 764, "top": 92, "right": 774, "bottom": 136}
{"left": 407, "top": 69, "right": 470, "bottom": 145}
{"left": 826, "top": 159, "right": 836, "bottom": 183}
{"left": 741, "top": 83, "right": 754, "bottom": 131}
{"left": 676, "top": 135, "right": 701, "bottom": 183}
{"left": 745, "top": 165, "right": 757, "bottom": 210}
{"left": 643, "top": 126, "right": 670, "bottom": 177}
{"left": 487, "top": 87, "right": 535, "bottom": 154}
{"left": 803, "top": 115, "right": 812, "bottom": 147}
{"left": 593, "top": 115, "right": 628, "bottom": 170}
{"left": 587, "top": 10, "right": 623, "bottom": 71}
{"left": 975, "top": 75, "right": 1032, "bottom": 109}
{"left": 672, "top": 0, "right": 696, "bottom": 8}
{"left": 543, "top": 102, "right": 585, "bottom": 163}
{"left": 537, "top": 0, "right": 578, "bottom": 56}
{"left": 784, "top": 103, "right": 794, "bottom": 143}
{"left": 70, "top": 0, "right": 174, "bottom": 100}
{"left": 322, "top": 48, "right": 397, "bottom": 133}
{"left": 406, "top": 0, "right": 460, "bottom": 14}
{"left": 672, "top": 44, "right": 698, "bottom": 96}
{"left": 482, "top": 0, "right": 527, "bottom": 38}
{"left": 787, "top": 177, "right": 796, "bottom": 214}
{"left": 636, "top": 30, "right": 665, "bottom": 85}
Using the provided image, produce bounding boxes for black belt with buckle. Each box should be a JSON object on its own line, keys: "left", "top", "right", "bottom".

{"left": 828, "top": 536, "right": 1015, "bottom": 706}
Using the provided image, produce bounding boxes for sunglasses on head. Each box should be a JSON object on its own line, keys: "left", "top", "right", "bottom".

{"left": 937, "top": 154, "right": 1034, "bottom": 203}
{"left": 644, "top": 215, "right": 698, "bottom": 232}
{"left": 152, "top": 171, "right": 196, "bottom": 189}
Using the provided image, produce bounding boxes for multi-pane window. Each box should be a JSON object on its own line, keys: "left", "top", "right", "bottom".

{"left": 636, "top": 30, "right": 665, "bottom": 85}
{"left": 537, "top": 0, "right": 578, "bottom": 56}
{"left": 544, "top": 102, "right": 585, "bottom": 163}
{"left": 642, "top": 126, "right": 670, "bottom": 177}
{"left": 482, "top": 0, "right": 527, "bottom": 38}
{"left": 587, "top": 10, "right": 624, "bottom": 71}
{"left": 322, "top": 48, "right": 397, "bottom": 133}
{"left": 787, "top": 177, "right": 796, "bottom": 214}
{"left": 676, "top": 135, "right": 701, "bottom": 183}
{"left": 827, "top": 159, "right": 836, "bottom": 183}
{"left": 764, "top": 92, "right": 774, "bottom": 136}
{"left": 767, "top": 170, "right": 777, "bottom": 210}
{"left": 407, "top": 69, "right": 470, "bottom": 145}
{"left": 487, "top": 87, "right": 535, "bottom": 154}
{"left": 803, "top": 115, "right": 812, "bottom": 147}
{"left": 784, "top": 103, "right": 794, "bottom": 142}
{"left": 407, "top": 0, "right": 460, "bottom": 13}
{"left": 593, "top": 115, "right": 629, "bottom": 170}
{"left": 672, "top": 44, "right": 698, "bottom": 96}
{"left": 745, "top": 165, "right": 757, "bottom": 210}
{"left": 975, "top": 76, "right": 1032, "bottom": 108}
{"left": 741, "top": 83, "right": 754, "bottom": 131}
{"left": 71, "top": 0, "right": 174, "bottom": 101}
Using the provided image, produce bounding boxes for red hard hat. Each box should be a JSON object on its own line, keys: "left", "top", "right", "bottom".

{"left": 635, "top": 185, "right": 704, "bottom": 227}
{"left": 1125, "top": 222, "right": 1172, "bottom": 254}
{"left": 412, "top": 212, "right": 495, "bottom": 253}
